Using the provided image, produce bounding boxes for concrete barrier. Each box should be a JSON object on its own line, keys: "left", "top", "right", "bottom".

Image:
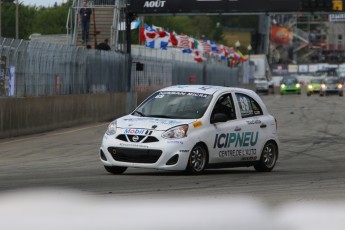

{"left": 0, "top": 93, "right": 132, "bottom": 139}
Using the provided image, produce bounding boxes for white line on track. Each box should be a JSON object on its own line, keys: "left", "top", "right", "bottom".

{"left": 0, "top": 123, "right": 107, "bottom": 146}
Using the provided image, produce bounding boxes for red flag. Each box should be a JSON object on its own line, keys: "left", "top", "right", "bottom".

{"left": 169, "top": 32, "right": 178, "bottom": 46}
{"left": 139, "top": 26, "right": 146, "bottom": 42}
{"left": 157, "top": 31, "right": 167, "bottom": 38}
{"left": 194, "top": 51, "right": 203, "bottom": 63}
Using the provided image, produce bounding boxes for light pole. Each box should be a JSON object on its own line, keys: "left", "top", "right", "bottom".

{"left": 247, "top": 44, "right": 252, "bottom": 82}
{"left": 0, "top": 0, "right": 2, "bottom": 37}
{"left": 235, "top": 40, "right": 241, "bottom": 51}
{"left": 247, "top": 44, "right": 252, "bottom": 62}
{"left": 16, "top": 0, "right": 19, "bottom": 39}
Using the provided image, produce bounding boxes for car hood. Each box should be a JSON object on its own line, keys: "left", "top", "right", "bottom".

{"left": 117, "top": 115, "right": 197, "bottom": 131}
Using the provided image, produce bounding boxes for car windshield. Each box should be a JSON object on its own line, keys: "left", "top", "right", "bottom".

{"left": 133, "top": 91, "right": 213, "bottom": 119}
{"left": 313, "top": 69, "right": 338, "bottom": 77}
{"left": 310, "top": 79, "right": 322, "bottom": 84}
{"left": 282, "top": 77, "right": 298, "bottom": 84}
{"left": 325, "top": 79, "right": 340, "bottom": 84}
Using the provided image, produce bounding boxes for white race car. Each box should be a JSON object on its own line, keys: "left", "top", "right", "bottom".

{"left": 100, "top": 85, "right": 279, "bottom": 174}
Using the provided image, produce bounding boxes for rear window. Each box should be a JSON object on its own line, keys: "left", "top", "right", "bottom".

{"left": 235, "top": 93, "right": 263, "bottom": 118}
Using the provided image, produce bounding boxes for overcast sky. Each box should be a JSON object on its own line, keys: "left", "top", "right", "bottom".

{"left": 22, "top": 0, "right": 67, "bottom": 7}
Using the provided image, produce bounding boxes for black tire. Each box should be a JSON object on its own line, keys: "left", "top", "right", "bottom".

{"left": 254, "top": 142, "right": 278, "bottom": 172}
{"left": 186, "top": 144, "right": 208, "bottom": 174}
{"left": 270, "top": 87, "right": 274, "bottom": 94}
{"left": 307, "top": 92, "right": 311, "bottom": 96}
{"left": 104, "top": 165, "right": 127, "bottom": 174}
{"left": 339, "top": 92, "right": 343, "bottom": 97}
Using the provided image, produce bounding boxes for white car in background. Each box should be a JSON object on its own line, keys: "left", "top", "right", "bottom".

{"left": 100, "top": 85, "right": 279, "bottom": 174}
{"left": 254, "top": 77, "right": 275, "bottom": 94}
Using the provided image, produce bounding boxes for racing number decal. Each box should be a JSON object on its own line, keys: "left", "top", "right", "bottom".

{"left": 239, "top": 96, "right": 250, "bottom": 112}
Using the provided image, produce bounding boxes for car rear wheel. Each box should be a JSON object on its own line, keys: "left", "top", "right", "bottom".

{"left": 104, "top": 165, "right": 127, "bottom": 174}
{"left": 254, "top": 142, "right": 278, "bottom": 172}
{"left": 187, "top": 144, "right": 208, "bottom": 174}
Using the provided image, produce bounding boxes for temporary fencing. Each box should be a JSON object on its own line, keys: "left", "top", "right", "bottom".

{"left": 0, "top": 37, "right": 239, "bottom": 97}
{"left": 0, "top": 37, "right": 129, "bottom": 97}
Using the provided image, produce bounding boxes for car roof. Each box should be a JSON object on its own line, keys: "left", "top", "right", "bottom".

{"left": 159, "top": 85, "right": 254, "bottom": 96}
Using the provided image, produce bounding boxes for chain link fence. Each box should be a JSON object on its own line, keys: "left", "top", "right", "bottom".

{"left": 0, "top": 37, "right": 129, "bottom": 97}
{"left": 0, "top": 37, "right": 239, "bottom": 97}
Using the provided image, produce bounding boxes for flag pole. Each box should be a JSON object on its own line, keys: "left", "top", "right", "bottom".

{"left": 16, "top": 0, "right": 19, "bottom": 39}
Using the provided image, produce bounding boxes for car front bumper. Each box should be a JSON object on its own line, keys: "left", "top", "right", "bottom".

{"left": 100, "top": 133, "right": 194, "bottom": 171}
{"left": 280, "top": 87, "right": 301, "bottom": 94}
{"left": 320, "top": 89, "right": 342, "bottom": 94}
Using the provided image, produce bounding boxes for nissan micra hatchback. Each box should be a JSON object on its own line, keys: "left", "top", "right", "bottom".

{"left": 100, "top": 85, "right": 279, "bottom": 174}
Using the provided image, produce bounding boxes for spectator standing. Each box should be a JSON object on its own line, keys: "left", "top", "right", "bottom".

{"left": 79, "top": 0, "right": 92, "bottom": 46}
{"left": 97, "top": 38, "right": 111, "bottom": 51}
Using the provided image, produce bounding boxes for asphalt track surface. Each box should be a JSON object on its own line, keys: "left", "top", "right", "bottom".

{"left": 1, "top": 94, "right": 345, "bottom": 204}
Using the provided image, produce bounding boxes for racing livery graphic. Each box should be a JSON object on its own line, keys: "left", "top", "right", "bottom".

{"left": 100, "top": 85, "right": 279, "bottom": 174}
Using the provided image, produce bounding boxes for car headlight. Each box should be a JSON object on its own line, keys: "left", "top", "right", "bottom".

{"left": 321, "top": 84, "right": 326, "bottom": 89}
{"left": 308, "top": 85, "right": 313, "bottom": 89}
{"left": 280, "top": 84, "right": 286, "bottom": 89}
{"left": 106, "top": 120, "right": 117, "bottom": 135}
{"left": 162, "top": 125, "right": 189, "bottom": 139}
{"left": 338, "top": 84, "right": 343, "bottom": 89}
{"left": 296, "top": 83, "right": 301, "bottom": 88}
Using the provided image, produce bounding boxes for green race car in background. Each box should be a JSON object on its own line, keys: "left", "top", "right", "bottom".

{"left": 280, "top": 76, "right": 301, "bottom": 95}
{"left": 307, "top": 78, "right": 323, "bottom": 96}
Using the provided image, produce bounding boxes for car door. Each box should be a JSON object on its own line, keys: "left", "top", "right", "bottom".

{"left": 231, "top": 92, "right": 271, "bottom": 162}
{"left": 205, "top": 92, "right": 243, "bottom": 164}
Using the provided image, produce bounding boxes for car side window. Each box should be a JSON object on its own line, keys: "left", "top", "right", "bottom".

{"left": 235, "top": 93, "right": 263, "bottom": 118}
{"left": 211, "top": 93, "right": 236, "bottom": 122}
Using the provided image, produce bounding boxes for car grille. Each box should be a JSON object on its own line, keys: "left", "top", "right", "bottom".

{"left": 116, "top": 134, "right": 159, "bottom": 143}
{"left": 256, "top": 83, "right": 268, "bottom": 87}
{"left": 108, "top": 147, "right": 162, "bottom": 163}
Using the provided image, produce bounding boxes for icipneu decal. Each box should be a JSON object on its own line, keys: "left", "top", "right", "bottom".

{"left": 213, "top": 132, "right": 259, "bottom": 158}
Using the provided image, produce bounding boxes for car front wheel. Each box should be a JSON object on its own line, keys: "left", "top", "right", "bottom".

{"left": 187, "top": 144, "right": 208, "bottom": 174}
{"left": 104, "top": 165, "right": 127, "bottom": 174}
{"left": 254, "top": 142, "right": 278, "bottom": 172}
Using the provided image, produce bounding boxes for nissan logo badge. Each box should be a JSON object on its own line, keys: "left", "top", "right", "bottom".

{"left": 132, "top": 135, "right": 139, "bottom": 142}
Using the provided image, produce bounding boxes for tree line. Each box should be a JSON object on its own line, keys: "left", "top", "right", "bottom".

{"left": 1, "top": 0, "right": 72, "bottom": 39}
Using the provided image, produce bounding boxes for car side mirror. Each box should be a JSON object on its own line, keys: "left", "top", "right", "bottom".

{"left": 212, "top": 113, "right": 228, "bottom": 123}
